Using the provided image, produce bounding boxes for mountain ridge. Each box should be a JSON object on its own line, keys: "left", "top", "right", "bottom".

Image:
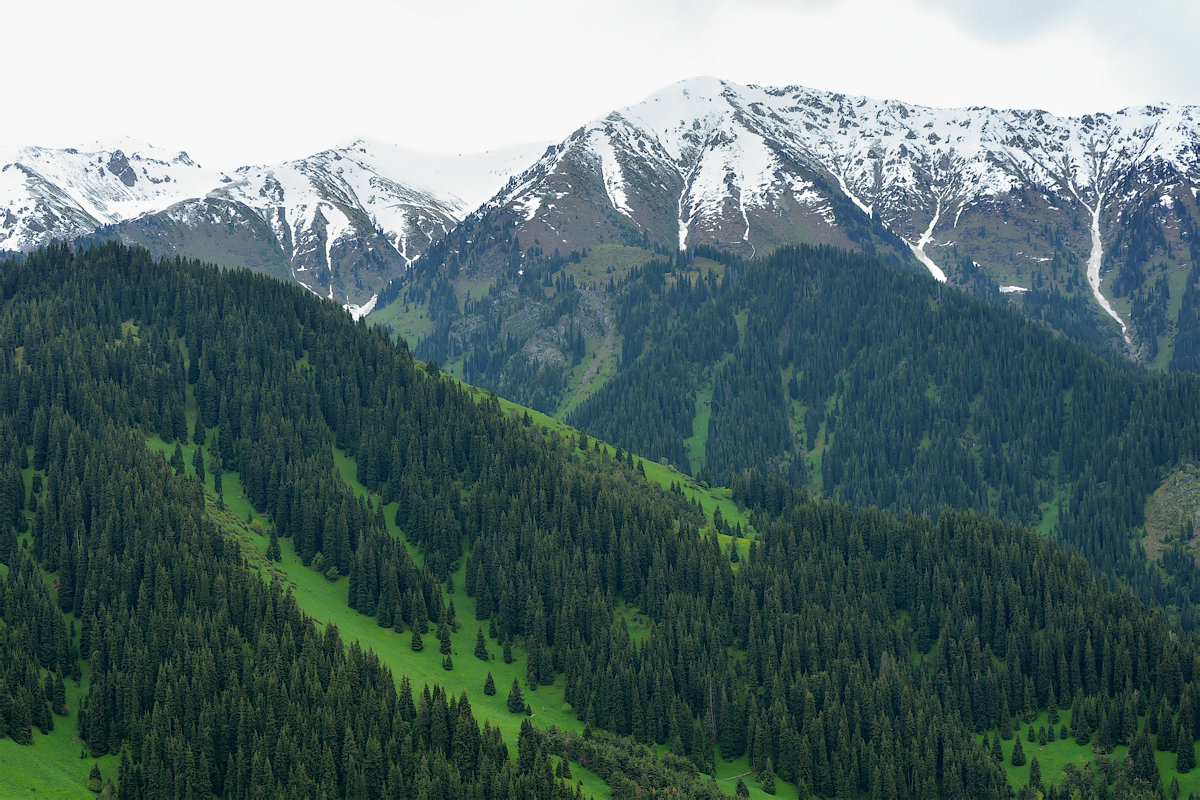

{"left": 470, "top": 77, "right": 1199, "bottom": 351}
{"left": 5, "top": 78, "right": 1200, "bottom": 358}
{"left": 1, "top": 138, "right": 544, "bottom": 311}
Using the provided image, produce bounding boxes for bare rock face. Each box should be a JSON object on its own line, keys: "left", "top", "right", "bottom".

{"left": 106, "top": 150, "right": 137, "bottom": 187}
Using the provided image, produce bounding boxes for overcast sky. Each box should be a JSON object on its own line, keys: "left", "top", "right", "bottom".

{"left": 4, "top": 0, "right": 1196, "bottom": 168}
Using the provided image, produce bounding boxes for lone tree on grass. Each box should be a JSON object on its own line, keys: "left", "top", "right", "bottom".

{"left": 1178, "top": 724, "right": 1196, "bottom": 773}
{"left": 474, "top": 628, "right": 489, "bottom": 661}
{"left": 507, "top": 679, "right": 526, "bottom": 714}
{"left": 1011, "top": 736, "right": 1025, "bottom": 767}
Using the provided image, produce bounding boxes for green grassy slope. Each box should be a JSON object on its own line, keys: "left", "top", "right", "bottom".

{"left": 981, "top": 709, "right": 1200, "bottom": 796}
{"left": 143, "top": 407, "right": 775, "bottom": 797}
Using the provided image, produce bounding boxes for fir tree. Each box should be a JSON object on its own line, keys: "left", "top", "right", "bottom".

{"left": 507, "top": 679, "right": 526, "bottom": 714}
{"left": 1178, "top": 724, "right": 1196, "bottom": 773}
{"left": 474, "top": 628, "right": 489, "bottom": 661}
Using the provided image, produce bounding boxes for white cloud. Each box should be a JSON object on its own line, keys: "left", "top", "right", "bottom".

{"left": 1, "top": 0, "right": 1196, "bottom": 167}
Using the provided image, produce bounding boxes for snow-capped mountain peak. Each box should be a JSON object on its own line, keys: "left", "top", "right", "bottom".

{"left": 1, "top": 138, "right": 543, "bottom": 305}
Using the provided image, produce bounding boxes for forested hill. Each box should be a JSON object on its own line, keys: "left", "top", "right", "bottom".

{"left": 567, "top": 244, "right": 1200, "bottom": 627}
{"left": 1, "top": 242, "right": 1200, "bottom": 798}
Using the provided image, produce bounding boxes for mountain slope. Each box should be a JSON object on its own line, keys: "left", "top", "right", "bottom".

{"left": 391, "top": 77, "right": 1200, "bottom": 367}
{"left": 563, "top": 244, "right": 1200, "bottom": 630}
{"left": 7, "top": 243, "right": 1200, "bottom": 798}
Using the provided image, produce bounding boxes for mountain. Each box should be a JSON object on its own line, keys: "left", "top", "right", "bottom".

{"left": 6, "top": 79, "right": 1199, "bottom": 354}
{"left": 0, "top": 138, "right": 223, "bottom": 250}
{"left": 1, "top": 139, "right": 541, "bottom": 314}
{"left": 393, "top": 77, "right": 1200, "bottom": 366}
{"left": 5, "top": 242, "right": 1200, "bottom": 799}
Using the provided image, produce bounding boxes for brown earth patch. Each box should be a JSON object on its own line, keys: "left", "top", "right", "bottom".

{"left": 1143, "top": 465, "right": 1200, "bottom": 562}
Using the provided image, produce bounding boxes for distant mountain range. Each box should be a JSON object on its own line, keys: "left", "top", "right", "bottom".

{"left": 3, "top": 78, "right": 1199, "bottom": 357}
{"left": 0, "top": 138, "right": 541, "bottom": 316}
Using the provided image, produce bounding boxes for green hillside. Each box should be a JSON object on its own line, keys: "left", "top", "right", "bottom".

{"left": 566, "top": 244, "right": 1200, "bottom": 628}
{"left": 4, "top": 243, "right": 1200, "bottom": 800}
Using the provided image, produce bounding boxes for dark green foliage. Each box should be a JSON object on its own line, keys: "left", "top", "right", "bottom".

{"left": 507, "top": 679, "right": 525, "bottom": 714}
{"left": 1011, "top": 736, "right": 1026, "bottom": 766}
{"left": 87, "top": 763, "right": 102, "bottom": 792}
{"left": 569, "top": 244, "right": 1200, "bottom": 623}
{"left": 1028, "top": 756, "right": 1042, "bottom": 791}
{"left": 11, "top": 243, "right": 1200, "bottom": 799}
{"left": 474, "top": 627, "right": 489, "bottom": 661}
{"left": 1179, "top": 725, "right": 1196, "bottom": 773}
{"left": 1129, "top": 730, "right": 1162, "bottom": 792}
{"left": 762, "top": 757, "right": 777, "bottom": 794}
{"left": 0, "top": 243, "right": 579, "bottom": 799}
{"left": 483, "top": 672, "right": 496, "bottom": 696}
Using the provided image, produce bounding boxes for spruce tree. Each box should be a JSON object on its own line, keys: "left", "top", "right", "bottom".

{"left": 474, "top": 628, "right": 489, "bottom": 661}
{"left": 483, "top": 672, "right": 496, "bottom": 696}
{"left": 1129, "top": 731, "right": 1160, "bottom": 789}
{"left": 1178, "top": 724, "right": 1196, "bottom": 773}
{"left": 507, "top": 679, "right": 525, "bottom": 714}
{"left": 762, "top": 758, "right": 776, "bottom": 795}
{"left": 87, "top": 763, "right": 103, "bottom": 792}
{"left": 1011, "top": 736, "right": 1025, "bottom": 767}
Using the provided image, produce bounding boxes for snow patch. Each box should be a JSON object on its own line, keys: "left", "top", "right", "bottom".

{"left": 1082, "top": 197, "right": 1131, "bottom": 346}
{"left": 999, "top": 285, "right": 1029, "bottom": 293}
{"left": 344, "top": 293, "right": 378, "bottom": 321}
{"left": 909, "top": 198, "right": 947, "bottom": 282}
{"left": 587, "top": 129, "right": 634, "bottom": 219}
